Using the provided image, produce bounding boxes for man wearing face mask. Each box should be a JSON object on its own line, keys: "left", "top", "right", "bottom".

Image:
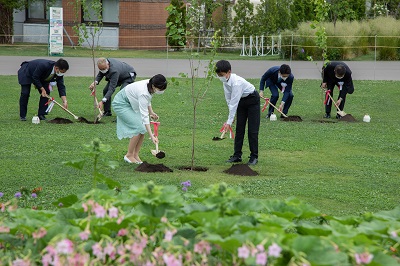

{"left": 216, "top": 60, "right": 260, "bottom": 166}
{"left": 321, "top": 61, "right": 354, "bottom": 119}
{"left": 89, "top": 58, "right": 136, "bottom": 117}
{"left": 259, "top": 64, "right": 294, "bottom": 119}
{"left": 18, "top": 58, "right": 69, "bottom": 121}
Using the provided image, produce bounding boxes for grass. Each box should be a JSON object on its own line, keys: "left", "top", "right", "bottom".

{"left": 0, "top": 43, "right": 281, "bottom": 60}
{"left": 0, "top": 75, "right": 399, "bottom": 217}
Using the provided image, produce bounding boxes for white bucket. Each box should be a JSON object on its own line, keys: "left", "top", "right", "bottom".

{"left": 269, "top": 114, "right": 277, "bottom": 121}
{"left": 32, "top": 116, "right": 40, "bottom": 124}
{"left": 363, "top": 115, "right": 371, "bottom": 123}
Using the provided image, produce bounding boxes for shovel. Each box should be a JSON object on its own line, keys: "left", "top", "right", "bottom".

{"left": 326, "top": 93, "right": 346, "bottom": 117}
{"left": 150, "top": 121, "right": 165, "bottom": 159}
{"left": 212, "top": 130, "right": 226, "bottom": 141}
{"left": 46, "top": 96, "right": 79, "bottom": 120}
{"left": 261, "top": 96, "right": 288, "bottom": 118}
{"left": 94, "top": 97, "right": 104, "bottom": 123}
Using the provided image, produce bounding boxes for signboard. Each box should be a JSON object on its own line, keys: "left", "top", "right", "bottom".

{"left": 48, "top": 7, "right": 63, "bottom": 55}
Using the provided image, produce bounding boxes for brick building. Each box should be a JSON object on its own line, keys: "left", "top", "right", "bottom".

{"left": 13, "top": 0, "right": 170, "bottom": 49}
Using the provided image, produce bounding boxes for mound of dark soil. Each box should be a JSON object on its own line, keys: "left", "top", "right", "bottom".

{"left": 339, "top": 114, "right": 356, "bottom": 122}
{"left": 156, "top": 151, "right": 166, "bottom": 159}
{"left": 281, "top": 115, "right": 303, "bottom": 122}
{"left": 48, "top": 117, "right": 73, "bottom": 124}
{"left": 135, "top": 161, "right": 173, "bottom": 173}
{"left": 224, "top": 164, "right": 258, "bottom": 176}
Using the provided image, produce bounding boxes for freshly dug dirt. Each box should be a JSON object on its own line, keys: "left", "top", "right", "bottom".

{"left": 212, "top": 136, "right": 225, "bottom": 141}
{"left": 156, "top": 151, "right": 166, "bottom": 159}
{"left": 48, "top": 117, "right": 73, "bottom": 124}
{"left": 78, "top": 117, "right": 91, "bottom": 123}
{"left": 178, "top": 166, "right": 208, "bottom": 172}
{"left": 339, "top": 114, "right": 356, "bottom": 122}
{"left": 281, "top": 115, "right": 303, "bottom": 122}
{"left": 135, "top": 161, "right": 173, "bottom": 173}
{"left": 224, "top": 164, "right": 258, "bottom": 176}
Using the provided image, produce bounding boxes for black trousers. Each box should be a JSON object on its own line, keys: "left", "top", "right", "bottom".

{"left": 19, "top": 84, "right": 51, "bottom": 118}
{"left": 233, "top": 91, "right": 260, "bottom": 159}
{"left": 325, "top": 85, "right": 347, "bottom": 114}
{"left": 103, "top": 76, "right": 135, "bottom": 113}
{"left": 268, "top": 85, "right": 294, "bottom": 116}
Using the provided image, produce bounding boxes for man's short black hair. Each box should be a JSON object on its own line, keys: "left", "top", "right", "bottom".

{"left": 279, "top": 64, "right": 291, "bottom": 75}
{"left": 334, "top": 64, "right": 346, "bottom": 77}
{"left": 55, "top": 58, "right": 69, "bottom": 71}
{"left": 215, "top": 60, "right": 231, "bottom": 74}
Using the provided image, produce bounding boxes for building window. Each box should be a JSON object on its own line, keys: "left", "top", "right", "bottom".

{"left": 83, "top": 0, "right": 119, "bottom": 26}
{"left": 26, "top": 0, "right": 62, "bottom": 22}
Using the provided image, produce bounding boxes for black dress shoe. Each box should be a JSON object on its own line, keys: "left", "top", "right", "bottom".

{"left": 247, "top": 157, "right": 258, "bottom": 165}
{"left": 336, "top": 114, "right": 341, "bottom": 119}
{"left": 38, "top": 115, "right": 46, "bottom": 120}
{"left": 20, "top": 117, "right": 26, "bottom": 121}
{"left": 226, "top": 156, "right": 242, "bottom": 163}
{"left": 324, "top": 113, "right": 331, "bottom": 118}
{"left": 103, "top": 111, "right": 112, "bottom": 117}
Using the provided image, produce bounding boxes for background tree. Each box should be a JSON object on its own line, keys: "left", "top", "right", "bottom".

{"left": 328, "top": 0, "right": 366, "bottom": 26}
{"left": 232, "top": 0, "right": 255, "bottom": 38}
{"left": 254, "top": 0, "right": 278, "bottom": 35}
{"left": 166, "top": 0, "right": 186, "bottom": 50}
{"left": 73, "top": 0, "right": 103, "bottom": 122}
{"left": 290, "top": 0, "right": 317, "bottom": 28}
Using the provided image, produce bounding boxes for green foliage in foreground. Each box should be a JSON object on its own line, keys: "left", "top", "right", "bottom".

{"left": 0, "top": 76, "right": 399, "bottom": 217}
{"left": 0, "top": 174, "right": 399, "bottom": 265}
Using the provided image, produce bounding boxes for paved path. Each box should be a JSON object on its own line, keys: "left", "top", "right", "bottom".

{"left": 2, "top": 56, "right": 400, "bottom": 80}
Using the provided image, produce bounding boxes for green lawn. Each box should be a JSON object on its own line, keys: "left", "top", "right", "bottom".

{"left": 0, "top": 76, "right": 399, "bottom": 216}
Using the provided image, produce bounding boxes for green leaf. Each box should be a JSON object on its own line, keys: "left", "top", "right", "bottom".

{"left": 63, "top": 159, "right": 86, "bottom": 170}
{"left": 53, "top": 194, "right": 79, "bottom": 208}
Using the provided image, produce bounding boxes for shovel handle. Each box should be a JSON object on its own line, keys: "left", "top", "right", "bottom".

{"left": 326, "top": 93, "right": 343, "bottom": 112}
{"left": 155, "top": 142, "right": 159, "bottom": 153}
{"left": 220, "top": 131, "right": 226, "bottom": 139}
{"left": 263, "top": 97, "right": 288, "bottom": 118}
{"left": 47, "top": 96, "right": 79, "bottom": 119}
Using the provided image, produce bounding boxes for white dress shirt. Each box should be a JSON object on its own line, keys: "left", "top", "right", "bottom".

{"left": 223, "top": 73, "right": 255, "bottom": 125}
{"left": 125, "top": 79, "right": 152, "bottom": 125}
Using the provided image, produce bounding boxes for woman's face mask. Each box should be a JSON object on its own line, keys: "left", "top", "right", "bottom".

{"left": 155, "top": 89, "right": 165, "bottom": 95}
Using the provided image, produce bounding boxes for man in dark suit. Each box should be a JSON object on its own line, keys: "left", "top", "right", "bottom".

{"left": 18, "top": 58, "right": 69, "bottom": 121}
{"left": 259, "top": 64, "right": 294, "bottom": 118}
{"left": 321, "top": 61, "right": 354, "bottom": 118}
{"left": 89, "top": 58, "right": 136, "bottom": 116}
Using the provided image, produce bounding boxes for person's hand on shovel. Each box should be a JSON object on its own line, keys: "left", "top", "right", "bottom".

{"left": 40, "top": 87, "right": 49, "bottom": 98}
{"left": 278, "top": 102, "right": 284, "bottom": 113}
{"left": 335, "top": 98, "right": 342, "bottom": 108}
{"left": 150, "top": 134, "right": 159, "bottom": 145}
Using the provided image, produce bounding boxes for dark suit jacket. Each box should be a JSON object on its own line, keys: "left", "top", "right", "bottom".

{"left": 322, "top": 61, "right": 354, "bottom": 97}
{"left": 259, "top": 66, "right": 294, "bottom": 103}
{"left": 17, "top": 59, "right": 66, "bottom": 97}
{"left": 95, "top": 58, "right": 136, "bottom": 100}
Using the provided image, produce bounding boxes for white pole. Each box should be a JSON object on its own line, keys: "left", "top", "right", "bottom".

{"left": 240, "top": 35, "right": 246, "bottom": 56}
{"left": 249, "top": 36, "right": 253, "bottom": 56}
{"left": 261, "top": 35, "right": 264, "bottom": 56}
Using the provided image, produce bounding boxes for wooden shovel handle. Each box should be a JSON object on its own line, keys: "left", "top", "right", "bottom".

{"left": 220, "top": 131, "right": 226, "bottom": 139}
{"left": 265, "top": 98, "right": 288, "bottom": 118}
{"left": 327, "top": 93, "right": 343, "bottom": 112}
{"left": 47, "top": 96, "right": 79, "bottom": 119}
{"left": 155, "top": 142, "right": 159, "bottom": 153}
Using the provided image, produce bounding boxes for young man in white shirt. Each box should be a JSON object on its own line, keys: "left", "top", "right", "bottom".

{"left": 216, "top": 60, "right": 260, "bottom": 165}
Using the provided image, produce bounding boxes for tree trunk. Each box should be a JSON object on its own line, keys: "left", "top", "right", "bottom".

{"left": 0, "top": 4, "right": 14, "bottom": 44}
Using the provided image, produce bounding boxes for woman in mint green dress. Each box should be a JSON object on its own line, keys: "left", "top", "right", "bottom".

{"left": 112, "top": 74, "right": 167, "bottom": 164}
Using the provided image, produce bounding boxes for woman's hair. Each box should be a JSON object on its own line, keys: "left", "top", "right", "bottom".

{"left": 147, "top": 74, "right": 168, "bottom": 93}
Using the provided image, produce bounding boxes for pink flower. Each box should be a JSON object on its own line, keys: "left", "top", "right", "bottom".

{"left": 32, "top": 227, "right": 47, "bottom": 243}
{"left": 238, "top": 245, "right": 250, "bottom": 259}
{"left": 161, "top": 216, "right": 168, "bottom": 223}
{"left": 56, "top": 239, "right": 74, "bottom": 255}
{"left": 256, "top": 252, "right": 267, "bottom": 265}
{"left": 79, "top": 230, "right": 90, "bottom": 241}
{"left": 104, "top": 242, "right": 116, "bottom": 259}
{"left": 130, "top": 242, "right": 144, "bottom": 255}
{"left": 268, "top": 243, "right": 282, "bottom": 258}
{"left": 117, "top": 215, "right": 125, "bottom": 224}
{"left": 118, "top": 228, "right": 128, "bottom": 236}
{"left": 12, "top": 258, "right": 30, "bottom": 266}
{"left": 257, "top": 244, "right": 265, "bottom": 252}
{"left": 92, "top": 242, "right": 104, "bottom": 259}
{"left": 390, "top": 231, "right": 398, "bottom": 238}
{"left": 163, "top": 254, "right": 182, "bottom": 266}
{"left": 355, "top": 252, "right": 373, "bottom": 265}
{"left": 194, "top": 240, "right": 211, "bottom": 255}
{"left": 164, "top": 229, "right": 177, "bottom": 242}
{"left": 0, "top": 226, "right": 10, "bottom": 233}
{"left": 108, "top": 207, "right": 118, "bottom": 218}
{"left": 93, "top": 203, "right": 106, "bottom": 218}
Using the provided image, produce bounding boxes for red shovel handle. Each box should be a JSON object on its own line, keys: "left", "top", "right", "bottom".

{"left": 151, "top": 121, "right": 160, "bottom": 137}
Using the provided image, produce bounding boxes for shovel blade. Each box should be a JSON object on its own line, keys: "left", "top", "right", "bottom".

{"left": 151, "top": 149, "right": 158, "bottom": 156}
{"left": 337, "top": 111, "right": 347, "bottom": 117}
